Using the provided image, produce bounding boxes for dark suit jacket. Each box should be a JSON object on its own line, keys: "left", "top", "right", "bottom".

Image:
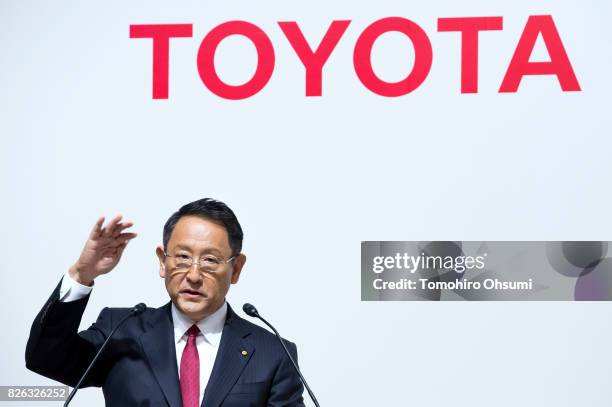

{"left": 25, "top": 279, "right": 305, "bottom": 407}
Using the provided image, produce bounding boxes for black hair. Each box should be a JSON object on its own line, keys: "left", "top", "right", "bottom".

{"left": 163, "top": 198, "right": 243, "bottom": 256}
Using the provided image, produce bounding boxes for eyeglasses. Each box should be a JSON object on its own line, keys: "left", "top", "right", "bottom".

{"left": 163, "top": 251, "right": 237, "bottom": 273}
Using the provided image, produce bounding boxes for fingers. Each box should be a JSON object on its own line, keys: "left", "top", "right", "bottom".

{"left": 115, "top": 241, "right": 129, "bottom": 259}
{"left": 98, "top": 214, "right": 137, "bottom": 238}
{"left": 116, "top": 232, "right": 138, "bottom": 244}
{"left": 104, "top": 232, "right": 138, "bottom": 249}
{"left": 89, "top": 216, "right": 105, "bottom": 239}
{"left": 101, "top": 214, "right": 123, "bottom": 238}
{"left": 101, "top": 237, "right": 132, "bottom": 259}
{"left": 112, "top": 221, "right": 135, "bottom": 237}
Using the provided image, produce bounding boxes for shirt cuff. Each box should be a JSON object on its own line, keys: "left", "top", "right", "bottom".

{"left": 59, "top": 271, "right": 93, "bottom": 302}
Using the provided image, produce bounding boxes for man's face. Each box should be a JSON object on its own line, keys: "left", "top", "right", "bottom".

{"left": 156, "top": 215, "right": 246, "bottom": 322}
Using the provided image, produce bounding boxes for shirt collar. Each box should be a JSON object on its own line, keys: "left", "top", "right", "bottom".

{"left": 171, "top": 300, "right": 227, "bottom": 347}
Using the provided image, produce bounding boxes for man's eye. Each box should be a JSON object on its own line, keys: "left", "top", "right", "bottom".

{"left": 176, "top": 255, "right": 191, "bottom": 261}
{"left": 202, "top": 256, "right": 221, "bottom": 264}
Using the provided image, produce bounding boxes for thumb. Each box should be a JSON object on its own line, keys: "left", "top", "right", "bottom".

{"left": 116, "top": 241, "right": 129, "bottom": 259}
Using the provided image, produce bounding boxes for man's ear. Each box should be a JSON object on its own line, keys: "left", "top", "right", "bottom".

{"left": 230, "top": 253, "right": 247, "bottom": 284}
{"left": 156, "top": 245, "right": 167, "bottom": 278}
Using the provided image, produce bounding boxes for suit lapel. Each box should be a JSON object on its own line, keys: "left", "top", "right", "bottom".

{"left": 202, "top": 303, "right": 255, "bottom": 407}
{"left": 139, "top": 302, "right": 182, "bottom": 407}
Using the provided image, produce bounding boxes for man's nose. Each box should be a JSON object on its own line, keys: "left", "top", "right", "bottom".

{"left": 185, "top": 263, "right": 202, "bottom": 283}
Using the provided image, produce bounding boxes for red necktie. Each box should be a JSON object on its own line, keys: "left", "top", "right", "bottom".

{"left": 180, "top": 325, "right": 200, "bottom": 407}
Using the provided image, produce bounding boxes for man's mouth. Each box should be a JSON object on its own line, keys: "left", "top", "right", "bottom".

{"left": 180, "top": 289, "right": 204, "bottom": 298}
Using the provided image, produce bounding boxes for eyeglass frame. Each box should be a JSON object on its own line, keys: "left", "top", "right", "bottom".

{"left": 163, "top": 250, "right": 238, "bottom": 273}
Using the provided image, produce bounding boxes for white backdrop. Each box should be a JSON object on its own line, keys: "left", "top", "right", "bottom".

{"left": 2, "top": 0, "right": 612, "bottom": 405}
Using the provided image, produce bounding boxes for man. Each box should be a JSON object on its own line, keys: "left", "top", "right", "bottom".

{"left": 25, "top": 198, "right": 305, "bottom": 407}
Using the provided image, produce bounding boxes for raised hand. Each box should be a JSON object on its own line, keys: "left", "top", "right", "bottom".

{"left": 68, "top": 214, "right": 138, "bottom": 286}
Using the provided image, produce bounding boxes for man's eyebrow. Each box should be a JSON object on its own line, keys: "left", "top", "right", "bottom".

{"left": 171, "top": 244, "right": 224, "bottom": 256}
{"left": 172, "top": 244, "right": 193, "bottom": 252}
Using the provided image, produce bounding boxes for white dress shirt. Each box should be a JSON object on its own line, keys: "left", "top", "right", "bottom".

{"left": 59, "top": 271, "right": 227, "bottom": 406}
{"left": 172, "top": 299, "right": 226, "bottom": 405}
{"left": 59, "top": 270, "right": 95, "bottom": 302}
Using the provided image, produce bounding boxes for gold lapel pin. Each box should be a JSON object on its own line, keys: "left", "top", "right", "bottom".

{"left": 241, "top": 350, "right": 248, "bottom": 356}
